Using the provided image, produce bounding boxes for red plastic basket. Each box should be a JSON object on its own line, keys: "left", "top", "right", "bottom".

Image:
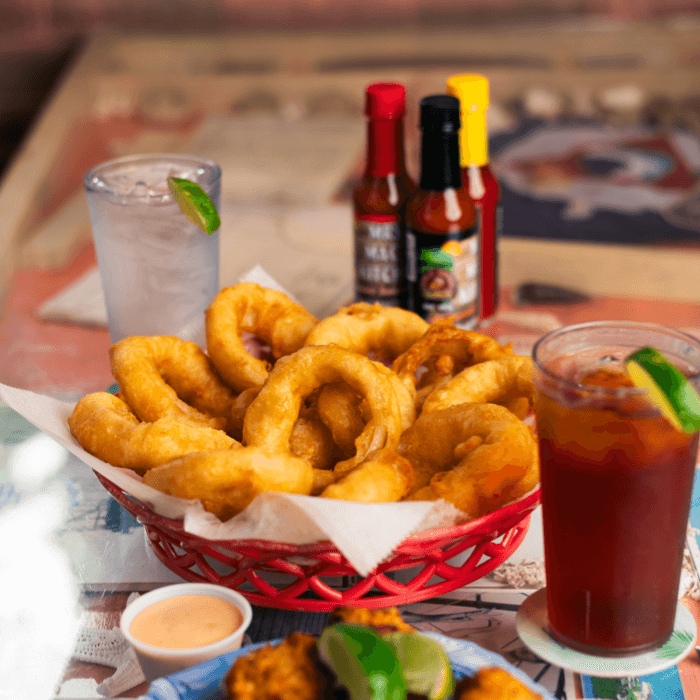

{"left": 96, "top": 471, "right": 540, "bottom": 611}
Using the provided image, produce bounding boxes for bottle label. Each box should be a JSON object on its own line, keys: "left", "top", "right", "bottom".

{"left": 405, "top": 224, "right": 479, "bottom": 326}
{"left": 354, "top": 214, "right": 403, "bottom": 305}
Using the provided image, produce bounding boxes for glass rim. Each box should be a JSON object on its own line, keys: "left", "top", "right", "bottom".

{"left": 532, "top": 319, "right": 700, "bottom": 396}
{"left": 83, "top": 153, "right": 222, "bottom": 197}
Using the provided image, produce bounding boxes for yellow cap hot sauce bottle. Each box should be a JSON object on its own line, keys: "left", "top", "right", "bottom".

{"left": 446, "top": 74, "right": 500, "bottom": 325}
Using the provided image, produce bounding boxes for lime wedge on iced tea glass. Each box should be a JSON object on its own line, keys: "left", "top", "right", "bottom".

{"left": 167, "top": 177, "right": 221, "bottom": 234}
{"left": 625, "top": 346, "right": 700, "bottom": 433}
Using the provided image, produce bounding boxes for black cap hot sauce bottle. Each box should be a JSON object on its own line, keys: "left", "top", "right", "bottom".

{"left": 404, "top": 95, "right": 477, "bottom": 326}
{"left": 353, "top": 83, "right": 415, "bottom": 307}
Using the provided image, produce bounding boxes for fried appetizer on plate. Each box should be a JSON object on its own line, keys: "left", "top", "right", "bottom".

{"left": 225, "top": 632, "right": 321, "bottom": 700}
{"left": 455, "top": 667, "right": 543, "bottom": 700}
{"left": 225, "top": 608, "right": 543, "bottom": 700}
{"left": 325, "top": 606, "right": 414, "bottom": 634}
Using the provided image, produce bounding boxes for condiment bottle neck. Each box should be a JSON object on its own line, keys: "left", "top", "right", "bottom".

{"left": 460, "top": 109, "right": 488, "bottom": 167}
{"left": 419, "top": 132, "right": 462, "bottom": 191}
{"left": 366, "top": 118, "right": 406, "bottom": 177}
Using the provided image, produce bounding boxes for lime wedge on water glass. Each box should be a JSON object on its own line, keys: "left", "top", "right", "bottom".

{"left": 383, "top": 632, "right": 454, "bottom": 700}
{"left": 318, "top": 624, "right": 406, "bottom": 700}
{"left": 167, "top": 177, "right": 221, "bottom": 234}
{"left": 625, "top": 346, "right": 700, "bottom": 433}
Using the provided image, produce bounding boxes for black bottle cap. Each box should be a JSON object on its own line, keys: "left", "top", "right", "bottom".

{"left": 418, "top": 95, "right": 462, "bottom": 190}
{"left": 419, "top": 95, "right": 461, "bottom": 133}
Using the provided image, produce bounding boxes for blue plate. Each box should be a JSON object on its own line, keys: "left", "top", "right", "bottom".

{"left": 141, "top": 632, "right": 556, "bottom": 700}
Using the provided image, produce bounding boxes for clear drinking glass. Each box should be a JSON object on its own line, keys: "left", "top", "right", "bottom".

{"left": 84, "top": 154, "right": 221, "bottom": 346}
{"left": 533, "top": 321, "right": 700, "bottom": 656}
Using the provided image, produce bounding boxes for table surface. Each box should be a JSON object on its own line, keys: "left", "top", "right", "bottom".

{"left": 3, "top": 27, "right": 700, "bottom": 700}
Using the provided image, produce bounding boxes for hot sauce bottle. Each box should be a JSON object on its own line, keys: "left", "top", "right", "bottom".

{"left": 446, "top": 74, "right": 501, "bottom": 326}
{"left": 353, "top": 83, "right": 415, "bottom": 307}
{"left": 404, "top": 95, "right": 477, "bottom": 326}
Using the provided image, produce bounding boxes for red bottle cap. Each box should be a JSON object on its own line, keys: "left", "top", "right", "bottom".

{"left": 365, "top": 83, "right": 406, "bottom": 119}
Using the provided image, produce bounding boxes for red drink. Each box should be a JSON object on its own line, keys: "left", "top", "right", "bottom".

{"left": 533, "top": 322, "right": 700, "bottom": 656}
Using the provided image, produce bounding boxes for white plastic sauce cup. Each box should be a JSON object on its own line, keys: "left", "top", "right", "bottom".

{"left": 120, "top": 583, "right": 253, "bottom": 682}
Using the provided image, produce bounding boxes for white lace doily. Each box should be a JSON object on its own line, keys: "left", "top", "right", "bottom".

{"left": 58, "top": 593, "right": 146, "bottom": 698}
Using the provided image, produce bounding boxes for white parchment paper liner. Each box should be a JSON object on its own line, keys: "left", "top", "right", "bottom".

{"left": 0, "top": 382, "right": 466, "bottom": 576}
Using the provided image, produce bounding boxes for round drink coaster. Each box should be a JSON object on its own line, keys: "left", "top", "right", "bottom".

{"left": 515, "top": 588, "right": 697, "bottom": 678}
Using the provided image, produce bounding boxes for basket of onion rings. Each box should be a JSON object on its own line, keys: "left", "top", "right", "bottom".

{"left": 96, "top": 470, "right": 539, "bottom": 611}
{"left": 69, "top": 283, "right": 541, "bottom": 611}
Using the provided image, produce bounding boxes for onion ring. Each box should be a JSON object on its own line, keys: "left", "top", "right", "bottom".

{"left": 68, "top": 393, "right": 239, "bottom": 475}
{"left": 243, "top": 345, "right": 404, "bottom": 474}
{"left": 314, "top": 366, "right": 414, "bottom": 459}
{"left": 420, "top": 356, "right": 535, "bottom": 419}
{"left": 311, "top": 468, "right": 337, "bottom": 495}
{"left": 320, "top": 448, "right": 412, "bottom": 503}
{"left": 142, "top": 448, "right": 313, "bottom": 521}
{"left": 303, "top": 302, "right": 428, "bottom": 359}
{"left": 315, "top": 382, "right": 368, "bottom": 456}
{"left": 493, "top": 430, "right": 540, "bottom": 508}
{"left": 205, "top": 282, "right": 318, "bottom": 392}
{"left": 372, "top": 360, "right": 416, "bottom": 431}
{"left": 392, "top": 320, "right": 513, "bottom": 399}
{"left": 230, "top": 385, "right": 335, "bottom": 469}
{"left": 229, "top": 386, "right": 262, "bottom": 441}
{"left": 289, "top": 414, "right": 336, "bottom": 471}
{"left": 110, "top": 335, "right": 236, "bottom": 431}
{"left": 398, "top": 403, "right": 535, "bottom": 517}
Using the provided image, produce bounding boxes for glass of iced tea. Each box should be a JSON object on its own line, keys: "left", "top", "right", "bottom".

{"left": 532, "top": 321, "right": 700, "bottom": 656}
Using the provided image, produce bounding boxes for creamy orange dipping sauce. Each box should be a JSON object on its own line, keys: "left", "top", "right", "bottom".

{"left": 130, "top": 595, "right": 243, "bottom": 649}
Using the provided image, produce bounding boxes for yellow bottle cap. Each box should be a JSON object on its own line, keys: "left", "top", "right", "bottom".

{"left": 446, "top": 74, "right": 489, "bottom": 167}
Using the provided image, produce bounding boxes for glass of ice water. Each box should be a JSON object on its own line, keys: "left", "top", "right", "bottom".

{"left": 84, "top": 154, "right": 221, "bottom": 347}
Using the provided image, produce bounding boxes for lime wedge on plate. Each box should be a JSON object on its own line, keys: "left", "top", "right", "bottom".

{"left": 383, "top": 632, "right": 454, "bottom": 700}
{"left": 625, "top": 346, "right": 700, "bottom": 433}
{"left": 318, "top": 624, "right": 406, "bottom": 700}
{"left": 167, "top": 177, "right": 221, "bottom": 234}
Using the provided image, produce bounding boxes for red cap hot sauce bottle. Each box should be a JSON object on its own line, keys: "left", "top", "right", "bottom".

{"left": 353, "top": 83, "right": 415, "bottom": 307}
{"left": 405, "top": 95, "right": 477, "bottom": 326}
